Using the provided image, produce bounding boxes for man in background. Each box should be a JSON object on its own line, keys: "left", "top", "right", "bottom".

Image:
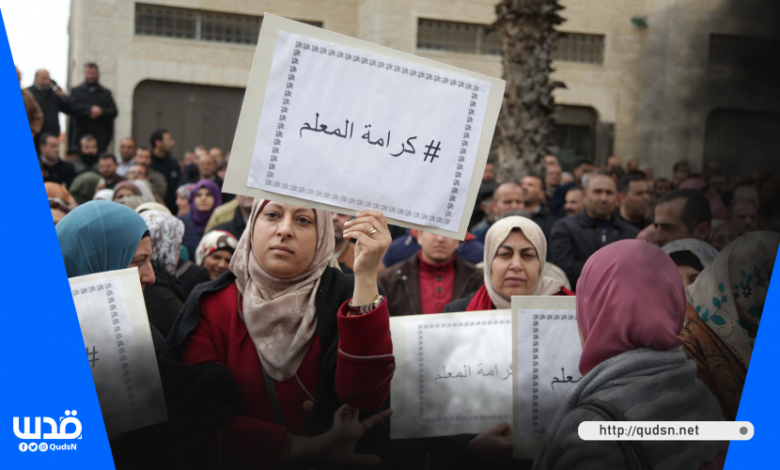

{"left": 380, "top": 231, "right": 483, "bottom": 317}
{"left": 617, "top": 173, "right": 653, "bottom": 231}
{"left": 116, "top": 137, "right": 137, "bottom": 177}
{"left": 68, "top": 63, "right": 117, "bottom": 154}
{"left": 473, "top": 181, "right": 525, "bottom": 243}
{"left": 653, "top": 189, "right": 711, "bottom": 247}
{"left": 79, "top": 134, "right": 100, "bottom": 169}
{"left": 150, "top": 129, "right": 180, "bottom": 213}
{"left": 564, "top": 188, "right": 585, "bottom": 217}
{"left": 133, "top": 147, "right": 168, "bottom": 200}
{"left": 549, "top": 174, "right": 638, "bottom": 289}
{"left": 40, "top": 133, "right": 75, "bottom": 188}
{"left": 521, "top": 174, "right": 559, "bottom": 238}
{"left": 27, "top": 69, "right": 69, "bottom": 148}
{"left": 97, "top": 154, "right": 124, "bottom": 190}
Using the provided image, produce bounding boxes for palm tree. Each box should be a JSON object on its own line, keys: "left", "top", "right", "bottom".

{"left": 491, "top": 0, "right": 566, "bottom": 182}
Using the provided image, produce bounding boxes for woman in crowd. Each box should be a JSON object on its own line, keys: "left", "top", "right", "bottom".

{"left": 533, "top": 240, "right": 726, "bottom": 470}
{"left": 195, "top": 230, "right": 238, "bottom": 280}
{"left": 176, "top": 183, "right": 194, "bottom": 217}
{"left": 709, "top": 220, "right": 738, "bottom": 251}
{"left": 662, "top": 239, "right": 719, "bottom": 288}
{"left": 166, "top": 200, "right": 398, "bottom": 468}
{"left": 69, "top": 171, "right": 102, "bottom": 205}
{"left": 45, "top": 182, "right": 78, "bottom": 210}
{"left": 139, "top": 210, "right": 188, "bottom": 337}
{"left": 49, "top": 198, "right": 70, "bottom": 225}
{"left": 94, "top": 188, "right": 114, "bottom": 201}
{"left": 682, "top": 232, "right": 779, "bottom": 420}
{"left": 179, "top": 180, "right": 221, "bottom": 259}
{"left": 112, "top": 181, "right": 141, "bottom": 202}
{"left": 445, "top": 216, "right": 573, "bottom": 312}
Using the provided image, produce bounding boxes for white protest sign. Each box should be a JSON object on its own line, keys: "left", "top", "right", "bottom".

{"left": 224, "top": 15, "right": 505, "bottom": 239}
{"left": 389, "top": 310, "right": 513, "bottom": 439}
{"left": 511, "top": 296, "right": 581, "bottom": 459}
{"left": 69, "top": 268, "right": 167, "bottom": 435}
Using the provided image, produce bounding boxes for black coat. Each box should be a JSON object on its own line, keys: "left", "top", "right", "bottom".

{"left": 548, "top": 211, "right": 639, "bottom": 290}
{"left": 213, "top": 206, "right": 247, "bottom": 239}
{"left": 27, "top": 85, "right": 70, "bottom": 141}
{"left": 167, "top": 268, "right": 399, "bottom": 470}
{"left": 151, "top": 154, "right": 182, "bottom": 213}
{"left": 68, "top": 81, "right": 118, "bottom": 154}
{"left": 143, "top": 270, "right": 187, "bottom": 338}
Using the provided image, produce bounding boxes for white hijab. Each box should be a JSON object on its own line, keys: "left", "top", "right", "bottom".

{"left": 483, "top": 216, "right": 565, "bottom": 308}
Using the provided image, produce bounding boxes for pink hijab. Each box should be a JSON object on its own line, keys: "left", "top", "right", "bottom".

{"left": 576, "top": 240, "right": 686, "bottom": 376}
{"left": 678, "top": 176, "right": 728, "bottom": 221}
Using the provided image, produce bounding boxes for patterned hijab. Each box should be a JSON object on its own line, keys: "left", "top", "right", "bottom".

{"left": 139, "top": 210, "right": 185, "bottom": 276}
{"left": 482, "top": 216, "right": 564, "bottom": 308}
{"left": 661, "top": 239, "right": 719, "bottom": 271}
{"left": 577, "top": 240, "right": 686, "bottom": 376}
{"left": 196, "top": 230, "right": 238, "bottom": 266}
{"left": 229, "top": 199, "right": 335, "bottom": 381}
{"left": 687, "top": 232, "right": 779, "bottom": 368}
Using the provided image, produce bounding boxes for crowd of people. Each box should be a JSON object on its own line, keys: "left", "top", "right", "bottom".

{"left": 31, "top": 62, "right": 780, "bottom": 469}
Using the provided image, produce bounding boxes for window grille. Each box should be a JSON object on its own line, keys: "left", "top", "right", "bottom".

{"left": 417, "top": 19, "right": 604, "bottom": 65}
{"left": 553, "top": 33, "right": 605, "bottom": 65}
{"left": 135, "top": 4, "right": 322, "bottom": 45}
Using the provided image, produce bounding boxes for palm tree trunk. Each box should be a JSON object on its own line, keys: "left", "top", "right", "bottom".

{"left": 492, "top": 0, "right": 566, "bottom": 182}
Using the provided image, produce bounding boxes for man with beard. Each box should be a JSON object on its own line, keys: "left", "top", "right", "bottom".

{"left": 68, "top": 63, "right": 117, "bottom": 153}
{"left": 549, "top": 174, "right": 638, "bottom": 290}
{"left": 617, "top": 173, "right": 653, "bottom": 231}
{"left": 78, "top": 134, "right": 100, "bottom": 170}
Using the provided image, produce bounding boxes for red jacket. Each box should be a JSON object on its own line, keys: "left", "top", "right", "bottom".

{"left": 179, "top": 280, "right": 394, "bottom": 468}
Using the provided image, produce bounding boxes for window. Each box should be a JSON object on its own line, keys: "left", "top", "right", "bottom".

{"left": 708, "top": 34, "right": 780, "bottom": 70}
{"left": 135, "top": 4, "right": 322, "bottom": 45}
{"left": 553, "top": 33, "right": 605, "bottom": 65}
{"left": 416, "top": 19, "right": 604, "bottom": 65}
{"left": 417, "top": 19, "right": 500, "bottom": 55}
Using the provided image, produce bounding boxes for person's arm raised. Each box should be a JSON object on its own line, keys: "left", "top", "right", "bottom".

{"left": 343, "top": 210, "right": 392, "bottom": 305}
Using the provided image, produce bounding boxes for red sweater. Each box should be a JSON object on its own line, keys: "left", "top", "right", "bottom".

{"left": 179, "top": 282, "right": 395, "bottom": 468}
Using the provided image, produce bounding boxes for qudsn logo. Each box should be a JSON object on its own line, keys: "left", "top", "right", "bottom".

{"left": 13, "top": 410, "right": 82, "bottom": 452}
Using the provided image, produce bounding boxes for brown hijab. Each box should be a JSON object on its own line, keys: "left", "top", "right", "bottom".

{"left": 230, "top": 199, "right": 335, "bottom": 381}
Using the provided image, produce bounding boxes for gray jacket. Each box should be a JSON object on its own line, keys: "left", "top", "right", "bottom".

{"left": 533, "top": 348, "right": 726, "bottom": 470}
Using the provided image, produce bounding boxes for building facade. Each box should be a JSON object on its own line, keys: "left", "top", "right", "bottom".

{"left": 68, "top": 0, "right": 780, "bottom": 177}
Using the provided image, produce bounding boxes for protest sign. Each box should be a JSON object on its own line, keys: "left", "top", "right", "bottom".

{"left": 389, "top": 310, "right": 513, "bottom": 439}
{"left": 512, "top": 296, "right": 580, "bottom": 459}
{"left": 69, "top": 268, "right": 167, "bottom": 435}
{"left": 224, "top": 14, "right": 505, "bottom": 239}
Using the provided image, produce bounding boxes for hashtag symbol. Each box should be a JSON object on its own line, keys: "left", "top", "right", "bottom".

{"left": 423, "top": 140, "right": 441, "bottom": 163}
{"left": 86, "top": 346, "right": 99, "bottom": 368}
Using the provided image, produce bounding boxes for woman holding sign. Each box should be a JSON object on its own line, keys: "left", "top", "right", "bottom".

{"left": 167, "top": 200, "right": 398, "bottom": 468}
{"left": 445, "top": 216, "right": 573, "bottom": 313}
{"left": 533, "top": 240, "right": 726, "bottom": 470}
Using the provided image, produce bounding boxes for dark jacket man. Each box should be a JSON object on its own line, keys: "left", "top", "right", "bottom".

{"left": 548, "top": 211, "right": 638, "bottom": 290}
{"left": 28, "top": 84, "right": 69, "bottom": 144}
{"left": 68, "top": 78, "right": 118, "bottom": 153}
{"left": 379, "top": 255, "right": 483, "bottom": 317}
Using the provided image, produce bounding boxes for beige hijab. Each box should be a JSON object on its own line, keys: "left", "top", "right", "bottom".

{"left": 484, "top": 216, "right": 565, "bottom": 308}
{"left": 230, "top": 199, "right": 335, "bottom": 381}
